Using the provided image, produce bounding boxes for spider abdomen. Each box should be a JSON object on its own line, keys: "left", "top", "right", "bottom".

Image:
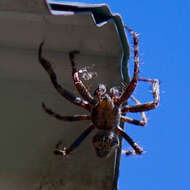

{"left": 92, "top": 130, "right": 119, "bottom": 158}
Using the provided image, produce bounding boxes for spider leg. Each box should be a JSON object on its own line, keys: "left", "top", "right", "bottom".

{"left": 121, "top": 78, "right": 160, "bottom": 113}
{"left": 115, "top": 126, "right": 143, "bottom": 155}
{"left": 42, "top": 102, "right": 90, "bottom": 121}
{"left": 54, "top": 124, "right": 95, "bottom": 156}
{"left": 120, "top": 115, "right": 146, "bottom": 126}
{"left": 69, "top": 51, "right": 95, "bottom": 105}
{"left": 38, "top": 42, "right": 91, "bottom": 112}
{"left": 120, "top": 96, "right": 147, "bottom": 126}
{"left": 116, "top": 26, "right": 140, "bottom": 106}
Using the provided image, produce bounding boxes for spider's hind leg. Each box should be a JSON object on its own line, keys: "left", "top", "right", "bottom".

{"left": 54, "top": 124, "right": 95, "bottom": 156}
{"left": 115, "top": 126, "right": 143, "bottom": 156}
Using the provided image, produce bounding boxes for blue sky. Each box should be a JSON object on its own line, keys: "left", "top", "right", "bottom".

{"left": 53, "top": 0, "right": 190, "bottom": 189}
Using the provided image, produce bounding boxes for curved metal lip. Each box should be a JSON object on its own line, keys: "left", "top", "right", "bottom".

{"left": 46, "top": 0, "right": 130, "bottom": 84}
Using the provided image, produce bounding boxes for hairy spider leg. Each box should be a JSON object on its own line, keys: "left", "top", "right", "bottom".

{"left": 54, "top": 124, "right": 95, "bottom": 156}
{"left": 69, "top": 51, "right": 95, "bottom": 105}
{"left": 42, "top": 102, "right": 91, "bottom": 121}
{"left": 120, "top": 115, "right": 146, "bottom": 126}
{"left": 120, "top": 96, "right": 147, "bottom": 126}
{"left": 121, "top": 79, "right": 160, "bottom": 113}
{"left": 116, "top": 26, "right": 140, "bottom": 106}
{"left": 38, "top": 42, "right": 91, "bottom": 111}
{"left": 115, "top": 126, "right": 143, "bottom": 155}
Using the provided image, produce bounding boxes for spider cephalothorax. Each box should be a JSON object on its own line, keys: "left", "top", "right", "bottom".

{"left": 38, "top": 26, "right": 160, "bottom": 158}
{"left": 91, "top": 88, "right": 120, "bottom": 131}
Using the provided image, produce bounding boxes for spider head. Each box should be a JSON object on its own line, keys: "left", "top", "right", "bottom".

{"left": 92, "top": 130, "right": 119, "bottom": 158}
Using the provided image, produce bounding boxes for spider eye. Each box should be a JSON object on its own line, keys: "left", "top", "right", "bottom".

{"left": 92, "top": 130, "right": 119, "bottom": 158}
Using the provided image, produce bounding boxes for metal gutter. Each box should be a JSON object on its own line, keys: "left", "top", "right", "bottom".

{"left": 0, "top": 1, "right": 130, "bottom": 189}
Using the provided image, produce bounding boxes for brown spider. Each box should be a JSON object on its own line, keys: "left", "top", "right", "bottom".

{"left": 38, "top": 26, "right": 160, "bottom": 158}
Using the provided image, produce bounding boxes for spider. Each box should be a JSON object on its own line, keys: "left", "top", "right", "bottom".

{"left": 38, "top": 26, "right": 160, "bottom": 158}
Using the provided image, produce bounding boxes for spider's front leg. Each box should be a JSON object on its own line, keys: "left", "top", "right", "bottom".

{"left": 54, "top": 124, "right": 95, "bottom": 156}
{"left": 38, "top": 42, "right": 91, "bottom": 111}
{"left": 69, "top": 51, "right": 95, "bottom": 105}
{"left": 121, "top": 78, "right": 160, "bottom": 113}
{"left": 116, "top": 26, "right": 140, "bottom": 106}
{"left": 115, "top": 126, "right": 143, "bottom": 155}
